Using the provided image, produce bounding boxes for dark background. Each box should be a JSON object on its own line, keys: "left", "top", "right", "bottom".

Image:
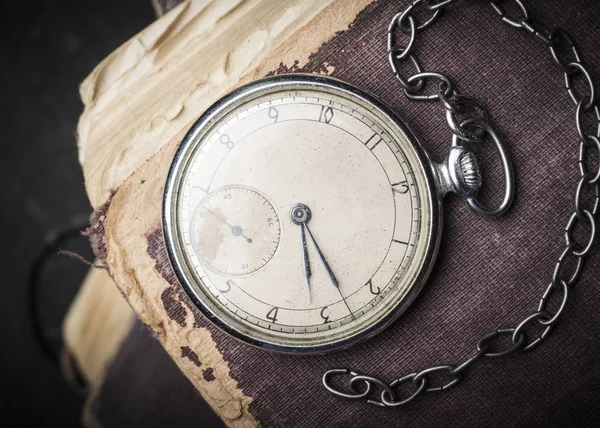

{"left": 0, "top": 0, "right": 155, "bottom": 425}
{"left": 2, "top": 0, "right": 600, "bottom": 426}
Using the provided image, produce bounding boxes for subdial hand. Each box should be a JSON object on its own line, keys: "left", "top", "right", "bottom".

{"left": 202, "top": 205, "right": 252, "bottom": 243}
{"left": 230, "top": 225, "right": 253, "bottom": 244}
{"left": 290, "top": 203, "right": 355, "bottom": 319}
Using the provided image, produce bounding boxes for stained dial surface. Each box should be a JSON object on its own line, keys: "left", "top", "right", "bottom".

{"left": 175, "top": 84, "right": 432, "bottom": 349}
{"left": 191, "top": 186, "right": 280, "bottom": 276}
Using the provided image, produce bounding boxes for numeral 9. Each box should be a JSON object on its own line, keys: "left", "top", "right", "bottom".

{"left": 268, "top": 106, "right": 279, "bottom": 123}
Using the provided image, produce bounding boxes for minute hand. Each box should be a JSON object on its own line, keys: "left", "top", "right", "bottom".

{"left": 303, "top": 224, "right": 339, "bottom": 287}
{"left": 304, "top": 225, "right": 355, "bottom": 320}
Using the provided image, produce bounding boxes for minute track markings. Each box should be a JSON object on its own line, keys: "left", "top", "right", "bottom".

{"left": 224, "top": 242, "right": 414, "bottom": 323}
{"left": 202, "top": 112, "right": 414, "bottom": 205}
{"left": 181, "top": 92, "right": 425, "bottom": 336}
{"left": 209, "top": 289, "right": 362, "bottom": 330}
{"left": 215, "top": 277, "right": 400, "bottom": 330}
{"left": 211, "top": 244, "right": 415, "bottom": 331}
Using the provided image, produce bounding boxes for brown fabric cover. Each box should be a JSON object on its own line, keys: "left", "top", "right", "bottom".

{"left": 90, "top": 321, "right": 223, "bottom": 428}
{"left": 94, "top": 0, "right": 600, "bottom": 426}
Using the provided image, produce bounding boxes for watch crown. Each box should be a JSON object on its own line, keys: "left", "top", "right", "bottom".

{"left": 459, "top": 151, "right": 482, "bottom": 193}
{"left": 440, "top": 146, "right": 482, "bottom": 199}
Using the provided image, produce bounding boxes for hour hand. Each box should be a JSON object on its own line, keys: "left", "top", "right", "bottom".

{"left": 303, "top": 221, "right": 354, "bottom": 320}
{"left": 291, "top": 203, "right": 353, "bottom": 320}
{"left": 300, "top": 224, "right": 311, "bottom": 280}
{"left": 301, "top": 223, "right": 312, "bottom": 301}
{"left": 290, "top": 203, "right": 339, "bottom": 287}
{"left": 291, "top": 204, "right": 313, "bottom": 301}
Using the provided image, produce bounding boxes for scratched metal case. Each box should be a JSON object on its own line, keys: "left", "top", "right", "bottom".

{"left": 163, "top": 74, "right": 442, "bottom": 354}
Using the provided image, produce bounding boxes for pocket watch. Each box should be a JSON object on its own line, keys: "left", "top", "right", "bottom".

{"left": 163, "top": 0, "right": 600, "bottom": 408}
{"left": 163, "top": 73, "right": 513, "bottom": 354}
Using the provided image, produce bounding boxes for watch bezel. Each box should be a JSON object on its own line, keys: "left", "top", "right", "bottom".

{"left": 163, "top": 73, "right": 442, "bottom": 354}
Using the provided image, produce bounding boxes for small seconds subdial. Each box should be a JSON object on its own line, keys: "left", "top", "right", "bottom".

{"left": 191, "top": 186, "right": 280, "bottom": 276}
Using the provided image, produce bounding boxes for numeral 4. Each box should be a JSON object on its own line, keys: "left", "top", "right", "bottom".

{"left": 266, "top": 307, "right": 279, "bottom": 323}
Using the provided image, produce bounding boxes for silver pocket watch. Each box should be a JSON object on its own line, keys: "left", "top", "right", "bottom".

{"left": 162, "top": 0, "right": 600, "bottom": 408}
{"left": 163, "top": 73, "right": 513, "bottom": 354}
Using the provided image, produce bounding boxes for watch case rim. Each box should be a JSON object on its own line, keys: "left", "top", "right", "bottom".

{"left": 162, "top": 73, "right": 443, "bottom": 354}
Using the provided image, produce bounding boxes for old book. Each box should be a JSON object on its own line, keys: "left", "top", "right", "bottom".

{"left": 75, "top": 0, "right": 600, "bottom": 426}
{"left": 76, "top": 1, "right": 371, "bottom": 426}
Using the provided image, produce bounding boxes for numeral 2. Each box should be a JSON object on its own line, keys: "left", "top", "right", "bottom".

{"left": 320, "top": 307, "right": 331, "bottom": 323}
{"left": 392, "top": 180, "right": 409, "bottom": 194}
{"left": 266, "top": 307, "right": 279, "bottom": 323}
{"left": 318, "top": 106, "right": 334, "bottom": 123}
{"left": 367, "top": 279, "right": 380, "bottom": 295}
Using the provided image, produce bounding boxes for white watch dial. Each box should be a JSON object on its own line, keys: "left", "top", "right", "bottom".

{"left": 167, "top": 76, "right": 437, "bottom": 352}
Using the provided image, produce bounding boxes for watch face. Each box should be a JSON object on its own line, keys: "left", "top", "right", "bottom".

{"left": 164, "top": 74, "right": 439, "bottom": 353}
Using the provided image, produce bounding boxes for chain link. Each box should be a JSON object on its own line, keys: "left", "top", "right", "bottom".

{"left": 489, "top": 0, "right": 529, "bottom": 28}
{"left": 381, "top": 373, "right": 425, "bottom": 406}
{"left": 575, "top": 101, "right": 600, "bottom": 143}
{"left": 388, "top": 0, "right": 515, "bottom": 217}
{"left": 549, "top": 28, "right": 581, "bottom": 74}
{"left": 579, "top": 136, "right": 600, "bottom": 184}
{"left": 323, "top": 0, "right": 599, "bottom": 407}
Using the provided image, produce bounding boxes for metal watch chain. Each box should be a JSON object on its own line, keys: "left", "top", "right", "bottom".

{"left": 323, "top": 0, "right": 600, "bottom": 407}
